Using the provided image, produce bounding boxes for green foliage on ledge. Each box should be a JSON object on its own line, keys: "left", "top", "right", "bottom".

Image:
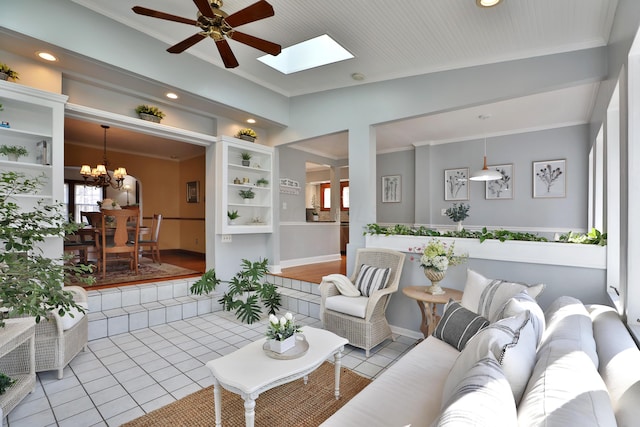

{"left": 363, "top": 224, "right": 607, "bottom": 246}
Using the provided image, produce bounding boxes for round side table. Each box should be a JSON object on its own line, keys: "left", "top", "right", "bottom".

{"left": 402, "top": 286, "right": 463, "bottom": 338}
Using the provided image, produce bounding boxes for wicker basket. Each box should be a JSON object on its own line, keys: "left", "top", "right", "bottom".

{"left": 139, "top": 113, "right": 161, "bottom": 123}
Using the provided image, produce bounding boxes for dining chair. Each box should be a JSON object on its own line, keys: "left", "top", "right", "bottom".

{"left": 139, "top": 213, "right": 163, "bottom": 264}
{"left": 80, "top": 211, "right": 102, "bottom": 227}
{"left": 97, "top": 208, "right": 140, "bottom": 278}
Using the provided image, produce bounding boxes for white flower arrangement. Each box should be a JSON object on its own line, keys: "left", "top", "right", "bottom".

{"left": 410, "top": 238, "right": 468, "bottom": 273}
{"left": 266, "top": 312, "right": 301, "bottom": 341}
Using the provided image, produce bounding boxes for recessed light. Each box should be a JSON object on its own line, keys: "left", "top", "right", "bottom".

{"left": 351, "top": 72, "right": 365, "bottom": 81}
{"left": 246, "top": 118, "right": 256, "bottom": 124}
{"left": 36, "top": 51, "right": 57, "bottom": 62}
{"left": 166, "top": 92, "right": 178, "bottom": 99}
{"left": 476, "top": 0, "right": 502, "bottom": 7}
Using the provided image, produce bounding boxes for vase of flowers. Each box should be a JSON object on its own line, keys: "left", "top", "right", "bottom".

{"left": 266, "top": 312, "right": 301, "bottom": 353}
{"left": 418, "top": 239, "right": 467, "bottom": 295}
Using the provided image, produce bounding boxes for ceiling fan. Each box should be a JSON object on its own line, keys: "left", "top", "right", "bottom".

{"left": 132, "top": 0, "right": 281, "bottom": 68}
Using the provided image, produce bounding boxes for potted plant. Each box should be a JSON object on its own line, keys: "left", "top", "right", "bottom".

{"left": 236, "top": 128, "right": 257, "bottom": 142}
{"left": 240, "top": 152, "right": 252, "bottom": 167}
{"left": 0, "top": 172, "right": 92, "bottom": 328}
{"left": 190, "top": 258, "right": 281, "bottom": 324}
{"left": 227, "top": 209, "right": 240, "bottom": 225}
{"left": 239, "top": 188, "right": 255, "bottom": 203}
{"left": 256, "top": 177, "right": 269, "bottom": 187}
{"left": 0, "top": 145, "right": 28, "bottom": 162}
{"left": 0, "top": 63, "right": 19, "bottom": 81}
{"left": 445, "top": 203, "right": 470, "bottom": 232}
{"left": 266, "top": 312, "right": 301, "bottom": 353}
{"left": 135, "top": 104, "right": 166, "bottom": 123}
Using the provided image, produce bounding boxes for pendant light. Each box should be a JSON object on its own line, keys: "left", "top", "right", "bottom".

{"left": 469, "top": 115, "right": 502, "bottom": 182}
{"left": 80, "top": 125, "right": 127, "bottom": 189}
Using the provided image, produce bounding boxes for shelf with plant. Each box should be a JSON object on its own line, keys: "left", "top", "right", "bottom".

{"left": 134, "top": 104, "right": 166, "bottom": 122}
{"left": 0, "top": 145, "right": 28, "bottom": 161}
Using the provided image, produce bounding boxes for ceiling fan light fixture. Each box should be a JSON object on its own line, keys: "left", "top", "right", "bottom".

{"left": 476, "top": 0, "right": 502, "bottom": 8}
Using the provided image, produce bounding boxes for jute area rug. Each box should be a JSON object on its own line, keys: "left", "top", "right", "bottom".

{"left": 123, "top": 362, "right": 371, "bottom": 427}
{"left": 68, "top": 257, "right": 199, "bottom": 288}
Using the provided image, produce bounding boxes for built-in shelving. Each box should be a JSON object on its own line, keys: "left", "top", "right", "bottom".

{"left": 216, "top": 136, "right": 273, "bottom": 234}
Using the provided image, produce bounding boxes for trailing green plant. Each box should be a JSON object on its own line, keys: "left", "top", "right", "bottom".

{"left": 239, "top": 188, "right": 255, "bottom": 199}
{"left": 445, "top": 203, "right": 470, "bottom": 222}
{"left": 0, "top": 145, "right": 28, "bottom": 158}
{"left": 0, "top": 62, "right": 19, "bottom": 80}
{"left": 134, "top": 104, "right": 165, "bottom": 119}
{"left": 190, "top": 258, "right": 281, "bottom": 324}
{"left": 0, "top": 172, "right": 93, "bottom": 327}
{"left": 558, "top": 228, "right": 607, "bottom": 246}
{"left": 0, "top": 372, "right": 15, "bottom": 395}
{"left": 227, "top": 210, "right": 240, "bottom": 220}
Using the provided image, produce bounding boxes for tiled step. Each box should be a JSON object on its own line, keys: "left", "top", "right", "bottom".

{"left": 268, "top": 275, "right": 322, "bottom": 320}
{"left": 86, "top": 277, "right": 221, "bottom": 340}
{"left": 86, "top": 275, "right": 321, "bottom": 341}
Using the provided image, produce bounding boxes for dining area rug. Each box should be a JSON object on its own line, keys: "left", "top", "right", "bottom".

{"left": 68, "top": 257, "right": 200, "bottom": 288}
{"left": 122, "top": 361, "right": 370, "bottom": 427}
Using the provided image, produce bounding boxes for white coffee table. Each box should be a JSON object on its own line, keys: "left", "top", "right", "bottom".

{"left": 205, "top": 326, "right": 349, "bottom": 427}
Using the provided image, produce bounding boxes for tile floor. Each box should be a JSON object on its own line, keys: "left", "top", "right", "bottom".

{"left": 5, "top": 310, "right": 418, "bottom": 427}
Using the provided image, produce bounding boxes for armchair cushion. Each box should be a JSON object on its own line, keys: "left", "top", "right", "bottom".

{"left": 322, "top": 274, "right": 361, "bottom": 297}
{"left": 59, "top": 302, "right": 88, "bottom": 331}
{"left": 433, "top": 300, "right": 489, "bottom": 351}
{"left": 325, "top": 295, "right": 369, "bottom": 318}
{"left": 354, "top": 264, "right": 390, "bottom": 297}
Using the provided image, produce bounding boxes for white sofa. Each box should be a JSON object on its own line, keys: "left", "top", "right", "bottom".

{"left": 321, "top": 276, "right": 640, "bottom": 426}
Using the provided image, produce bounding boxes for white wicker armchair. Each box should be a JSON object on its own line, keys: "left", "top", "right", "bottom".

{"left": 33, "top": 286, "right": 88, "bottom": 379}
{"left": 320, "top": 248, "right": 405, "bottom": 356}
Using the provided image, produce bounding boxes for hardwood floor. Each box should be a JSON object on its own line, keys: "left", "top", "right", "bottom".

{"left": 160, "top": 250, "right": 206, "bottom": 273}
{"left": 272, "top": 257, "right": 347, "bottom": 284}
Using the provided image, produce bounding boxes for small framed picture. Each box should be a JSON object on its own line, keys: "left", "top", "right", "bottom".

{"left": 444, "top": 168, "right": 469, "bottom": 201}
{"left": 381, "top": 175, "right": 401, "bottom": 203}
{"left": 533, "top": 159, "right": 566, "bottom": 198}
{"left": 186, "top": 181, "right": 200, "bottom": 203}
{"left": 485, "top": 164, "right": 513, "bottom": 200}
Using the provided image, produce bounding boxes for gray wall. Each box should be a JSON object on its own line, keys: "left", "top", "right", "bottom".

{"left": 411, "top": 124, "right": 591, "bottom": 231}
{"left": 376, "top": 150, "right": 416, "bottom": 224}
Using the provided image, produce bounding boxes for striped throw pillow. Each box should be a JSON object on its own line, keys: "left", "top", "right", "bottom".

{"left": 433, "top": 300, "right": 490, "bottom": 351}
{"left": 354, "top": 264, "right": 391, "bottom": 297}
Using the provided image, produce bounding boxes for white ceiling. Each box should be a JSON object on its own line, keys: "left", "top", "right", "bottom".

{"left": 1, "top": 0, "right": 620, "bottom": 160}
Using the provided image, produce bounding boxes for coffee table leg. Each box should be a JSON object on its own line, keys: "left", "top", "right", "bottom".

{"left": 212, "top": 377, "right": 222, "bottom": 427}
{"left": 243, "top": 395, "right": 257, "bottom": 427}
{"left": 333, "top": 347, "right": 344, "bottom": 400}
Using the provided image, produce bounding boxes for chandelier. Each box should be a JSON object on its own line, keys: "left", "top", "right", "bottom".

{"left": 80, "top": 125, "right": 127, "bottom": 189}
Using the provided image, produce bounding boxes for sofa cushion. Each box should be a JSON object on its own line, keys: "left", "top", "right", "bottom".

{"left": 540, "top": 296, "right": 598, "bottom": 367}
{"left": 325, "top": 295, "right": 368, "bottom": 318}
{"left": 433, "top": 299, "right": 489, "bottom": 351}
{"left": 321, "top": 336, "right": 461, "bottom": 427}
{"left": 354, "top": 264, "right": 390, "bottom": 297}
{"left": 433, "top": 351, "right": 517, "bottom": 427}
{"left": 461, "top": 269, "right": 545, "bottom": 322}
{"left": 517, "top": 338, "right": 617, "bottom": 427}
{"left": 58, "top": 302, "right": 88, "bottom": 331}
{"left": 496, "top": 291, "right": 545, "bottom": 346}
{"left": 443, "top": 310, "right": 537, "bottom": 404}
{"left": 322, "top": 274, "right": 361, "bottom": 297}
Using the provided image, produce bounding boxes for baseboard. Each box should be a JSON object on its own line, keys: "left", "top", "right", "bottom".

{"left": 278, "top": 253, "right": 342, "bottom": 269}
{"left": 390, "top": 324, "right": 423, "bottom": 341}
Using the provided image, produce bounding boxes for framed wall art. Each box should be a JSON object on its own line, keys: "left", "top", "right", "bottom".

{"left": 485, "top": 164, "right": 513, "bottom": 200}
{"left": 381, "top": 175, "right": 401, "bottom": 203}
{"left": 533, "top": 159, "right": 566, "bottom": 198}
{"left": 444, "top": 168, "right": 469, "bottom": 201}
{"left": 186, "top": 181, "right": 200, "bottom": 203}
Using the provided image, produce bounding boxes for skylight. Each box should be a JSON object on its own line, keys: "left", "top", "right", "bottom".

{"left": 258, "top": 34, "right": 354, "bottom": 74}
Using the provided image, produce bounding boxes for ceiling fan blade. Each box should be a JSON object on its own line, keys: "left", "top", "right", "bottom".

{"left": 225, "top": 0, "right": 274, "bottom": 28}
{"left": 167, "top": 33, "right": 207, "bottom": 53}
{"left": 192, "top": 0, "right": 216, "bottom": 19}
{"left": 215, "top": 39, "right": 240, "bottom": 68}
{"left": 230, "top": 31, "right": 281, "bottom": 56}
{"left": 132, "top": 6, "right": 198, "bottom": 26}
